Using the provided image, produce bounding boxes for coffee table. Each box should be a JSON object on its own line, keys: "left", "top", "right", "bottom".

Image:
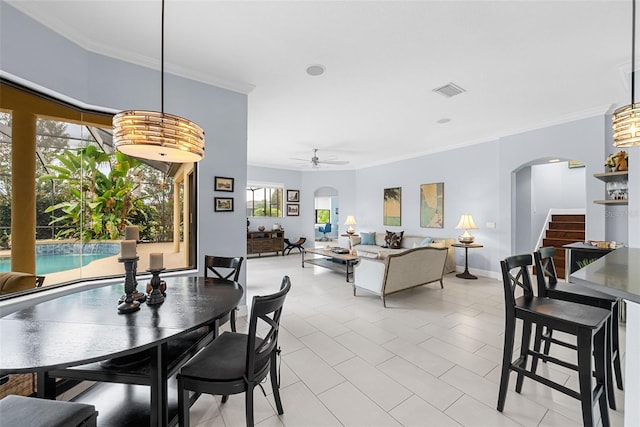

{"left": 302, "top": 247, "right": 359, "bottom": 282}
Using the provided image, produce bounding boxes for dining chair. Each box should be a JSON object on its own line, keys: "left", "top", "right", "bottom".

{"left": 177, "top": 276, "right": 292, "bottom": 427}
{"left": 498, "top": 254, "right": 610, "bottom": 427}
{"left": 534, "top": 247, "right": 623, "bottom": 409}
{"left": 204, "top": 255, "right": 243, "bottom": 335}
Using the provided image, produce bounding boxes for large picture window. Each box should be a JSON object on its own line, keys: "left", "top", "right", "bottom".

{"left": 246, "top": 184, "right": 283, "bottom": 217}
{"left": 0, "top": 81, "right": 196, "bottom": 293}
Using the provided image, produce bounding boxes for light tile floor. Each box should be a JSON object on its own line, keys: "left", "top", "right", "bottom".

{"left": 188, "top": 254, "right": 625, "bottom": 427}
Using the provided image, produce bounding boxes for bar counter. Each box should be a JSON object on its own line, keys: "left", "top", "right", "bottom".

{"left": 570, "top": 247, "right": 639, "bottom": 427}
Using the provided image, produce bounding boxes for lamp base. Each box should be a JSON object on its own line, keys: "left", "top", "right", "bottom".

{"left": 458, "top": 234, "right": 475, "bottom": 244}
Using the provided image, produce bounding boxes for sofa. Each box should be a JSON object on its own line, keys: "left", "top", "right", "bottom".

{"left": 347, "top": 232, "right": 455, "bottom": 274}
{"left": 353, "top": 246, "right": 448, "bottom": 307}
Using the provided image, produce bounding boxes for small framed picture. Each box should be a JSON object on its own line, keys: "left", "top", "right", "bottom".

{"left": 214, "top": 197, "right": 234, "bottom": 212}
{"left": 287, "top": 204, "right": 299, "bottom": 216}
{"left": 287, "top": 190, "right": 300, "bottom": 202}
{"left": 215, "top": 176, "right": 234, "bottom": 192}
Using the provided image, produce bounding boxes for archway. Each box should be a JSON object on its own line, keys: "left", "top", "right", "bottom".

{"left": 314, "top": 186, "right": 339, "bottom": 241}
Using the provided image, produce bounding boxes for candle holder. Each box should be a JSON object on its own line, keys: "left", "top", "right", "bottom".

{"left": 131, "top": 260, "right": 147, "bottom": 304}
{"left": 146, "top": 268, "right": 166, "bottom": 305}
{"left": 117, "top": 257, "right": 141, "bottom": 314}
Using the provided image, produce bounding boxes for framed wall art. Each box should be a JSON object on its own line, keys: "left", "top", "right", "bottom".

{"left": 214, "top": 176, "right": 234, "bottom": 192}
{"left": 420, "top": 182, "right": 444, "bottom": 228}
{"left": 383, "top": 187, "right": 402, "bottom": 226}
{"left": 287, "top": 189, "right": 300, "bottom": 202}
{"left": 287, "top": 204, "right": 300, "bottom": 216}
{"left": 214, "top": 197, "right": 234, "bottom": 212}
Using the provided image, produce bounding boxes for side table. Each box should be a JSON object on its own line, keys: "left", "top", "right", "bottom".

{"left": 452, "top": 243, "right": 483, "bottom": 280}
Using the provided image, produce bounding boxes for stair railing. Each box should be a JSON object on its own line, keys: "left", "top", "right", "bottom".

{"left": 533, "top": 208, "right": 586, "bottom": 251}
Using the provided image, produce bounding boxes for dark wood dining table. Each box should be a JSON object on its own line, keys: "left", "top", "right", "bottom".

{"left": 0, "top": 276, "right": 243, "bottom": 426}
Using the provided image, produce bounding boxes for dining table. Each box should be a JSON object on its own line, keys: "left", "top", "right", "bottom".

{"left": 0, "top": 275, "right": 243, "bottom": 427}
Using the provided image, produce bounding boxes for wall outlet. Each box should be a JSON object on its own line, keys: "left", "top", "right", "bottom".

{"left": 486, "top": 222, "right": 496, "bottom": 229}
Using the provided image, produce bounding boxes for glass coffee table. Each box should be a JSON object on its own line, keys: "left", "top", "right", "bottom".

{"left": 302, "top": 247, "right": 359, "bottom": 282}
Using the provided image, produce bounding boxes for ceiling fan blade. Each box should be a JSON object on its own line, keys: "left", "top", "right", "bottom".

{"left": 290, "top": 157, "right": 311, "bottom": 162}
{"left": 317, "top": 159, "right": 349, "bottom": 165}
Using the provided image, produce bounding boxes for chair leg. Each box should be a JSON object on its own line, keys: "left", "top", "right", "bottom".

{"left": 611, "top": 302, "right": 623, "bottom": 390}
{"left": 246, "top": 386, "right": 255, "bottom": 427}
{"left": 594, "top": 326, "right": 611, "bottom": 427}
{"left": 542, "top": 327, "right": 552, "bottom": 359}
{"left": 577, "top": 329, "right": 597, "bottom": 427}
{"left": 531, "top": 324, "right": 543, "bottom": 375}
{"left": 497, "top": 315, "right": 516, "bottom": 412}
{"left": 515, "top": 320, "right": 532, "bottom": 393}
{"left": 177, "top": 377, "right": 190, "bottom": 427}
{"left": 222, "top": 395, "right": 229, "bottom": 403}
{"left": 604, "top": 316, "right": 616, "bottom": 410}
{"left": 270, "top": 352, "right": 284, "bottom": 415}
{"left": 230, "top": 309, "right": 237, "bottom": 332}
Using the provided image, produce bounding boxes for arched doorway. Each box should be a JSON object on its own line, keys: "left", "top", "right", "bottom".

{"left": 314, "top": 186, "right": 339, "bottom": 241}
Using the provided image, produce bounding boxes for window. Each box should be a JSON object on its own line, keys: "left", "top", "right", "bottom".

{"left": 246, "top": 184, "right": 283, "bottom": 217}
{"left": 315, "top": 209, "right": 330, "bottom": 224}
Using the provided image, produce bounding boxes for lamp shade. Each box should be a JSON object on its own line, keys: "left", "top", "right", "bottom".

{"left": 455, "top": 214, "right": 478, "bottom": 230}
{"left": 113, "top": 110, "right": 205, "bottom": 163}
{"left": 613, "top": 103, "right": 640, "bottom": 147}
{"left": 344, "top": 216, "right": 357, "bottom": 225}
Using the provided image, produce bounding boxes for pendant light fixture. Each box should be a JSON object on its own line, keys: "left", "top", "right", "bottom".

{"left": 113, "top": 0, "right": 205, "bottom": 162}
{"left": 613, "top": 0, "right": 640, "bottom": 147}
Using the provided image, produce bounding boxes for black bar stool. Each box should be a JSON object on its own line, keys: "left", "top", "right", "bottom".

{"left": 498, "top": 254, "right": 610, "bottom": 427}
{"left": 534, "top": 247, "right": 623, "bottom": 409}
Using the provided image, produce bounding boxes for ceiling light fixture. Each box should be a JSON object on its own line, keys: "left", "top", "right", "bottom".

{"left": 113, "top": 0, "right": 205, "bottom": 163}
{"left": 613, "top": 0, "right": 640, "bottom": 147}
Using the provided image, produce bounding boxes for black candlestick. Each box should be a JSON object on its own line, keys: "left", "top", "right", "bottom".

{"left": 118, "top": 257, "right": 141, "bottom": 313}
{"left": 146, "top": 268, "right": 166, "bottom": 305}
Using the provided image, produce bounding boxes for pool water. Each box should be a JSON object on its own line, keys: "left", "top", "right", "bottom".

{"left": 0, "top": 253, "right": 116, "bottom": 275}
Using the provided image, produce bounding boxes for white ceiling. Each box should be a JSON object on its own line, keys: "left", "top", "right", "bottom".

{"left": 7, "top": 0, "right": 635, "bottom": 170}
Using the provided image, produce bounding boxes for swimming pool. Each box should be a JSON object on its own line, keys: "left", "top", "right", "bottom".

{"left": 0, "top": 242, "right": 120, "bottom": 275}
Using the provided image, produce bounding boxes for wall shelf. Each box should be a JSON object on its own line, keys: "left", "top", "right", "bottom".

{"left": 593, "top": 199, "right": 628, "bottom": 205}
{"left": 593, "top": 171, "right": 628, "bottom": 205}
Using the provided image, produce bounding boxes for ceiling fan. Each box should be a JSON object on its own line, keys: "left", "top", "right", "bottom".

{"left": 292, "top": 148, "right": 349, "bottom": 168}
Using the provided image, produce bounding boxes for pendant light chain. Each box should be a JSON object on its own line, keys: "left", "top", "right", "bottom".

{"left": 161, "top": 0, "right": 165, "bottom": 115}
{"left": 632, "top": 0, "right": 636, "bottom": 106}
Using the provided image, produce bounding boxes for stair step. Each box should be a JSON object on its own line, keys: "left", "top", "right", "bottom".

{"left": 546, "top": 230, "right": 585, "bottom": 239}
{"left": 549, "top": 222, "right": 585, "bottom": 230}
{"left": 543, "top": 238, "right": 582, "bottom": 247}
{"left": 551, "top": 214, "right": 585, "bottom": 223}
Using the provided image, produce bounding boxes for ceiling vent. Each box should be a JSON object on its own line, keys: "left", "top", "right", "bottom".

{"left": 432, "top": 82, "right": 466, "bottom": 98}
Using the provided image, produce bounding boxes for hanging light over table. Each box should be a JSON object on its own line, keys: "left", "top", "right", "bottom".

{"left": 613, "top": 0, "right": 640, "bottom": 147}
{"left": 113, "top": 0, "right": 205, "bottom": 162}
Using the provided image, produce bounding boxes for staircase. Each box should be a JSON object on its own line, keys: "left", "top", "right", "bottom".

{"left": 540, "top": 214, "right": 585, "bottom": 279}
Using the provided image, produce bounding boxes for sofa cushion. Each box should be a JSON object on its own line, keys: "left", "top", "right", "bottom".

{"left": 360, "top": 232, "right": 376, "bottom": 245}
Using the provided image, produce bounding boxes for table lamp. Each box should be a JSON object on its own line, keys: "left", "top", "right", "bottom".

{"left": 455, "top": 214, "right": 478, "bottom": 244}
{"left": 344, "top": 215, "right": 357, "bottom": 234}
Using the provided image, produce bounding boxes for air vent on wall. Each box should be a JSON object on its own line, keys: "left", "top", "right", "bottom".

{"left": 432, "top": 82, "right": 466, "bottom": 98}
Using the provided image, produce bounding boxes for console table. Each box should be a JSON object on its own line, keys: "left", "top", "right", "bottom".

{"left": 247, "top": 229, "right": 284, "bottom": 256}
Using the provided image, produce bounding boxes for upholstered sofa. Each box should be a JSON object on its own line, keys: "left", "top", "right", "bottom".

{"left": 353, "top": 246, "right": 448, "bottom": 307}
{"left": 0, "top": 272, "right": 44, "bottom": 295}
{"left": 347, "top": 232, "right": 455, "bottom": 274}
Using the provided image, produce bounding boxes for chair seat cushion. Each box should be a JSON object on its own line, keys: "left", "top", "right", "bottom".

{"left": 516, "top": 296, "right": 610, "bottom": 330}
{"left": 180, "top": 332, "right": 267, "bottom": 382}
{"left": 0, "top": 395, "right": 97, "bottom": 427}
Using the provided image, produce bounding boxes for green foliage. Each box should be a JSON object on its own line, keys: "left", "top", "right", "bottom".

{"left": 39, "top": 146, "right": 147, "bottom": 241}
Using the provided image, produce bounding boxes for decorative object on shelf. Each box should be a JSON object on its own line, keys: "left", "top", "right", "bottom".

{"left": 344, "top": 215, "right": 357, "bottom": 234}
{"left": 420, "top": 183, "right": 444, "bottom": 228}
{"left": 455, "top": 214, "right": 478, "bottom": 244}
{"left": 613, "top": 0, "right": 640, "bottom": 147}
{"left": 258, "top": 225, "right": 266, "bottom": 232}
{"left": 113, "top": 0, "right": 205, "bottom": 163}
{"left": 605, "top": 150, "right": 629, "bottom": 172}
{"left": 287, "top": 190, "right": 300, "bottom": 202}
{"left": 383, "top": 187, "right": 401, "bottom": 226}
{"left": 287, "top": 204, "right": 299, "bottom": 216}
{"left": 606, "top": 181, "right": 629, "bottom": 200}
{"left": 117, "top": 256, "right": 141, "bottom": 313}
{"left": 214, "top": 176, "right": 234, "bottom": 192}
{"left": 214, "top": 197, "right": 234, "bottom": 212}
{"left": 247, "top": 218, "right": 250, "bottom": 230}
{"left": 272, "top": 223, "right": 281, "bottom": 230}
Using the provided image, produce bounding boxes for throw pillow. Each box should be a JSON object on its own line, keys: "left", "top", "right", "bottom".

{"left": 360, "top": 232, "right": 376, "bottom": 245}
{"left": 387, "top": 231, "right": 404, "bottom": 249}
{"left": 419, "top": 237, "right": 433, "bottom": 247}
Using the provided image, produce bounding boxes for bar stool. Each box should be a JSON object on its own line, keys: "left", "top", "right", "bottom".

{"left": 498, "top": 254, "right": 610, "bottom": 427}
{"left": 534, "top": 247, "right": 623, "bottom": 409}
